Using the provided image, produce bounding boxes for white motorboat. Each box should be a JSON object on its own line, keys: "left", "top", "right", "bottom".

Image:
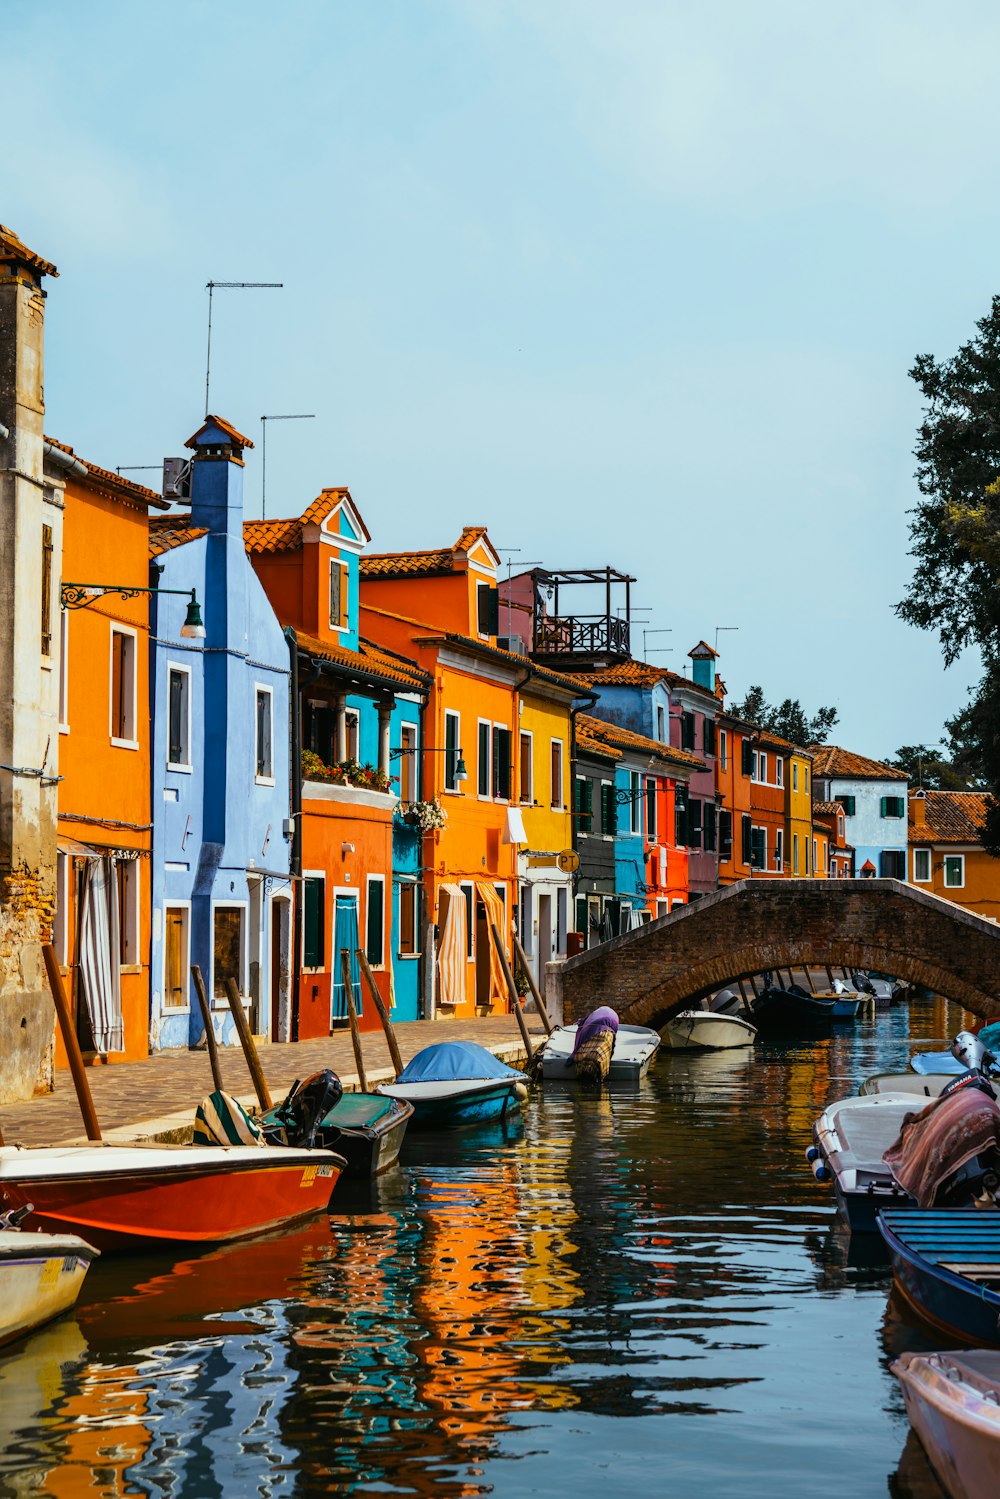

{"left": 0, "top": 1223, "right": 99, "bottom": 1348}
{"left": 661, "top": 1010, "right": 757, "bottom": 1051}
{"left": 893, "top": 1349, "right": 1000, "bottom": 1499}
{"left": 540, "top": 1023, "right": 660, "bottom": 1082}
{"left": 860, "top": 1071, "right": 951, "bottom": 1099}
{"left": 809, "top": 1092, "right": 919, "bottom": 1232}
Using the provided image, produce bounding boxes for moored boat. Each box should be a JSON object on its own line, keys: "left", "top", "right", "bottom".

{"left": 0, "top": 1142, "right": 346, "bottom": 1254}
{"left": 377, "top": 1042, "right": 527, "bottom": 1129}
{"left": 878, "top": 1209, "right": 1000, "bottom": 1346}
{"left": 661, "top": 1009, "right": 756, "bottom": 1051}
{"left": 0, "top": 1220, "right": 99, "bottom": 1348}
{"left": 911, "top": 1051, "right": 967, "bottom": 1076}
{"left": 540, "top": 1023, "right": 660, "bottom": 1081}
{"left": 262, "top": 1082, "right": 414, "bottom": 1178}
{"left": 892, "top": 1348, "right": 1000, "bottom": 1499}
{"left": 809, "top": 1093, "right": 918, "bottom": 1231}
{"left": 751, "top": 984, "right": 838, "bottom": 1031}
{"left": 860, "top": 1071, "right": 952, "bottom": 1099}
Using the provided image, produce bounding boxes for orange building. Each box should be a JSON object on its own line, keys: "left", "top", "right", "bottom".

{"left": 360, "top": 527, "right": 583, "bottom": 1017}
{"left": 716, "top": 711, "right": 755, "bottom": 884}
{"left": 749, "top": 729, "right": 795, "bottom": 877}
{"left": 51, "top": 440, "right": 166, "bottom": 1066}
{"left": 909, "top": 790, "right": 1000, "bottom": 919}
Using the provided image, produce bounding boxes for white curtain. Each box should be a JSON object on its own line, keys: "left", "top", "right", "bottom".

{"left": 79, "top": 856, "right": 123, "bottom": 1053}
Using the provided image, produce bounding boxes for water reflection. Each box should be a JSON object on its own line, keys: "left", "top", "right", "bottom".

{"left": 0, "top": 995, "right": 981, "bottom": 1498}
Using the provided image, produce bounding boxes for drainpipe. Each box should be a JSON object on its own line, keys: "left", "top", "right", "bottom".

{"left": 286, "top": 627, "right": 323, "bottom": 1043}
{"left": 43, "top": 442, "right": 87, "bottom": 479}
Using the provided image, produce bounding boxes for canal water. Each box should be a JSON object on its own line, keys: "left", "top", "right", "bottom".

{"left": 0, "top": 997, "right": 978, "bottom": 1498}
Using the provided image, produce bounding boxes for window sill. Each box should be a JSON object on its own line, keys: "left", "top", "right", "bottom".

{"left": 396, "top": 952, "right": 421, "bottom": 961}
{"left": 121, "top": 964, "right": 143, "bottom": 976}
{"left": 167, "top": 762, "right": 193, "bottom": 775}
{"left": 162, "top": 1005, "right": 192, "bottom": 1016}
{"left": 255, "top": 776, "right": 276, "bottom": 788}
{"left": 59, "top": 724, "right": 70, "bottom": 736}
{"left": 111, "top": 737, "right": 139, "bottom": 751}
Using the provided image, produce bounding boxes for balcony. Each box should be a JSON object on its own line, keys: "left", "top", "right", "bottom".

{"left": 534, "top": 612, "right": 630, "bottom": 658}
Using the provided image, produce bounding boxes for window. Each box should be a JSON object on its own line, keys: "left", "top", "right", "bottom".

{"left": 167, "top": 665, "right": 191, "bottom": 769}
{"left": 58, "top": 608, "right": 69, "bottom": 730}
{"left": 704, "top": 801, "right": 717, "bottom": 853}
{"left": 366, "top": 876, "right": 385, "bottom": 966}
{"left": 758, "top": 752, "right": 767, "bottom": 784}
{"left": 345, "top": 709, "right": 359, "bottom": 762}
{"left": 54, "top": 851, "right": 69, "bottom": 963}
{"left": 793, "top": 833, "right": 799, "bottom": 874}
{"left": 804, "top": 766, "right": 809, "bottom": 794}
{"left": 881, "top": 796, "right": 906, "bottom": 819}
{"left": 838, "top": 815, "right": 844, "bottom": 838}
{"left": 627, "top": 771, "right": 641, "bottom": 833}
{"left": 574, "top": 775, "right": 593, "bottom": 834}
{"left": 398, "top": 883, "right": 419, "bottom": 955}
{"left": 645, "top": 778, "right": 657, "bottom": 839}
{"left": 836, "top": 794, "right": 856, "bottom": 816}
{"left": 812, "top": 838, "right": 818, "bottom": 873}
{"left": 41, "top": 524, "right": 53, "bottom": 656}
{"left": 741, "top": 814, "right": 752, "bottom": 865}
{"left": 913, "top": 848, "right": 931, "bottom": 883}
{"left": 686, "top": 797, "right": 702, "bottom": 850}
{"left": 519, "top": 731, "right": 533, "bottom": 804}
{"left": 255, "top": 686, "right": 274, "bottom": 782}
{"left": 163, "top": 906, "right": 190, "bottom": 1009}
{"left": 656, "top": 705, "right": 666, "bottom": 742}
{"left": 719, "top": 730, "right": 728, "bottom": 770}
{"left": 775, "top": 828, "right": 783, "bottom": 871}
{"left": 681, "top": 712, "right": 696, "bottom": 750}
{"left": 741, "top": 738, "right": 754, "bottom": 776}
{"left": 444, "top": 711, "right": 461, "bottom": 791}
{"left": 881, "top": 849, "right": 907, "bottom": 880}
{"left": 476, "top": 583, "right": 499, "bottom": 636}
{"left": 675, "top": 786, "right": 686, "bottom": 846}
{"left": 718, "top": 807, "right": 732, "bottom": 855}
{"left": 460, "top": 881, "right": 475, "bottom": 956}
{"left": 703, "top": 719, "right": 716, "bottom": 756}
{"left": 116, "top": 859, "right": 139, "bottom": 966}
{"left": 556, "top": 888, "right": 567, "bottom": 953}
{"left": 492, "top": 725, "right": 511, "bottom": 800}
{"left": 329, "top": 560, "right": 341, "bottom": 628}
{"left": 213, "top": 906, "right": 245, "bottom": 1002}
{"left": 110, "top": 627, "right": 137, "bottom": 745}
{"left": 519, "top": 884, "right": 533, "bottom": 956}
{"left": 303, "top": 877, "right": 325, "bottom": 969}
{"left": 399, "top": 724, "right": 418, "bottom": 802}
{"left": 751, "top": 826, "right": 766, "bottom": 868}
{"left": 600, "top": 781, "right": 616, "bottom": 837}
{"left": 792, "top": 762, "right": 798, "bottom": 792}
{"left": 805, "top": 836, "right": 811, "bottom": 874}
{"left": 478, "top": 720, "right": 491, "bottom": 798}
{"left": 944, "top": 854, "right": 964, "bottom": 888}
{"left": 775, "top": 758, "right": 784, "bottom": 787}
{"left": 550, "top": 740, "right": 564, "bottom": 807}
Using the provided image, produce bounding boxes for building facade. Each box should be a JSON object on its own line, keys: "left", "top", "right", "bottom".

{"left": 909, "top": 790, "right": 1000, "bottom": 920}
{"left": 811, "top": 745, "right": 908, "bottom": 879}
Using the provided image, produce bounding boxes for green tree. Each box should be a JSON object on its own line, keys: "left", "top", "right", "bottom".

{"left": 730, "top": 686, "right": 839, "bottom": 745}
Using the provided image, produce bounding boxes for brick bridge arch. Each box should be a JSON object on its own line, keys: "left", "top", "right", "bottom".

{"left": 549, "top": 879, "right": 1000, "bottom": 1030}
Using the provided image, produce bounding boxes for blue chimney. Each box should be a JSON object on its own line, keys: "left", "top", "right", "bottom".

{"left": 688, "top": 640, "right": 718, "bottom": 692}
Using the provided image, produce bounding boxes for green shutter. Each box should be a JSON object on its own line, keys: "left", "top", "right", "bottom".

{"left": 445, "top": 713, "right": 459, "bottom": 788}
{"left": 601, "top": 782, "right": 617, "bottom": 836}
{"left": 479, "top": 722, "right": 490, "bottom": 796}
{"left": 304, "top": 879, "right": 324, "bottom": 969}
{"left": 366, "top": 881, "right": 384, "bottom": 965}
{"left": 493, "top": 727, "right": 511, "bottom": 799}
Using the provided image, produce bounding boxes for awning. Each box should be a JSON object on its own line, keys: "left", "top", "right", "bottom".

{"left": 57, "top": 836, "right": 103, "bottom": 859}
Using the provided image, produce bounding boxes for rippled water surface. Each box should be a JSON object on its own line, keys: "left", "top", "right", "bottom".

{"left": 0, "top": 996, "right": 977, "bottom": 1498}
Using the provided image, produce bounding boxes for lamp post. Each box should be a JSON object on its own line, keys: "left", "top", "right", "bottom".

{"left": 61, "top": 583, "right": 206, "bottom": 639}
{"left": 389, "top": 745, "right": 468, "bottom": 782}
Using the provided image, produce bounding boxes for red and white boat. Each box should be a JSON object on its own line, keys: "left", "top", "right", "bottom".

{"left": 892, "top": 1349, "right": 1000, "bottom": 1499}
{"left": 0, "top": 1143, "right": 346, "bottom": 1254}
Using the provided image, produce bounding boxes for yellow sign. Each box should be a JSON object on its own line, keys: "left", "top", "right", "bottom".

{"left": 300, "top": 1165, "right": 318, "bottom": 1188}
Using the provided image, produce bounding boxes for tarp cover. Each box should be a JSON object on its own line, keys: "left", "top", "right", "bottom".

{"left": 396, "top": 1042, "right": 525, "bottom": 1084}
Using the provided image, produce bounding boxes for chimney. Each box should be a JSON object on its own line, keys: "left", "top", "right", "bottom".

{"left": 912, "top": 788, "right": 927, "bottom": 829}
{"left": 688, "top": 639, "right": 718, "bottom": 692}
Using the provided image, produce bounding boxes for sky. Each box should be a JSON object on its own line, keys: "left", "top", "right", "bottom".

{"left": 5, "top": 0, "right": 998, "bottom": 756}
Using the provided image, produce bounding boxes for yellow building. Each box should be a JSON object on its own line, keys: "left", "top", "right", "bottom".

{"left": 786, "top": 746, "right": 814, "bottom": 877}
{"left": 515, "top": 675, "right": 579, "bottom": 989}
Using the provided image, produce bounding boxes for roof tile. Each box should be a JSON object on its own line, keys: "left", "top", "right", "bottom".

{"left": 577, "top": 713, "right": 705, "bottom": 772}
{"left": 909, "top": 790, "right": 991, "bottom": 844}
{"left": 809, "top": 744, "right": 908, "bottom": 781}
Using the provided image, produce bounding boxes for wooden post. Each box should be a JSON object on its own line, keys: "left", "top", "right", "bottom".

{"left": 512, "top": 931, "right": 553, "bottom": 1035}
{"left": 490, "top": 920, "right": 535, "bottom": 1060}
{"left": 340, "top": 949, "right": 368, "bottom": 1092}
{"left": 424, "top": 920, "right": 437, "bottom": 1020}
{"left": 356, "top": 948, "right": 404, "bottom": 1078}
{"left": 191, "top": 964, "right": 224, "bottom": 1093}
{"left": 825, "top": 966, "right": 836, "bottom": 989}
{"left": 42, "top": 943, "right": 101, "bottom": 1141}
{"left": 223, "top": 976, "right": 273, "bottom": 1110}
{"left": 737, "top": 978, "right": 752, "bottom": 1013}
{"left": 749, "top": 974, "right": 761, "bottom": 997}
{"left": 802, "top": 966, "right": 817, "bottom": 994}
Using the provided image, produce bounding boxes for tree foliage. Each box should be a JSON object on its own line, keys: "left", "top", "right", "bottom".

{"left": 729, "top": 686, "right": 839, "bottom": 746}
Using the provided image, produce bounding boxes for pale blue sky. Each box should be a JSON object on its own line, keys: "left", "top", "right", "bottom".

{"left": 6, "top": 0, "right": 997, "bottom": 754}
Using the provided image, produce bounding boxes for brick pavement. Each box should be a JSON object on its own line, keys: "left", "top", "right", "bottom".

{"left": 0, "top": 1015, "right": 547, "bottom": 1147}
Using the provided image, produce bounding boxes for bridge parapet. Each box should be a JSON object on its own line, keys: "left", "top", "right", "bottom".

{"left": 547, "top": 879, "right": 1000, "bottom": 1031}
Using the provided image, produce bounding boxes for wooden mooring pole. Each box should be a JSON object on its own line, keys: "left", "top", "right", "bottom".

{"left": 42, "top": 942, "right": 101, "bottom": 1141}
{"left": 191, "top": 964, "right": 224, "bottom": 1093}
{"left": 224, "top": 977, "right": 273, "bottom": 1111}
{"left": 511, "top": 931, "right": 554, "bottom": 1035}
{"left": 356, "top": 948, "right": 404, "bottom": 1078}
{"left": 490, "top": 921, "right": 535, "bottom": 1061}
{"left": 340, "top": 949, "right": 368, "bottom": 1092}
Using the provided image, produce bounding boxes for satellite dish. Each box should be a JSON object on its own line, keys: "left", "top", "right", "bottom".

{"left": 557, "top": 849, "right": 580, "bottom": 873}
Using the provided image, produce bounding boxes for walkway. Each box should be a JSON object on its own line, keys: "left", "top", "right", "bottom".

{"left": 0, "top": 1015, "right": 547, "bottom": 1147}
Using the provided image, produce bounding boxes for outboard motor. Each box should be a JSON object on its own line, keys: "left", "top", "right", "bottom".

{"left": 951, "top": 1030, "right": 996, "bottom": 1078}
{"left": 852, "top": 970, "right": 876, "bottom": 995}
{"left": 270, "top": 1070, "right": 343, "bottom": 1148}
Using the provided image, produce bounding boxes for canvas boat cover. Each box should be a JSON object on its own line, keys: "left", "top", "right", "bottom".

{"left": 395, "top": 1042, "right": 525, "bottom": 1084}
{"left": 324, "top": 1093, "right": 397, "bottom": 1129}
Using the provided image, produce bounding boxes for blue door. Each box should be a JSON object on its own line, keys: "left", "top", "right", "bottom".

{"left": 332, "top": 895, "right": 362, "bottom": 1022}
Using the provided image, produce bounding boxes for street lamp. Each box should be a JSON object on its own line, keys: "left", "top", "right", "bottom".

{"left": 389, "top": 744, "right": 468, "bottom": 781}
{"left": 61, "top": 583, "right": 206, "bottom": 639}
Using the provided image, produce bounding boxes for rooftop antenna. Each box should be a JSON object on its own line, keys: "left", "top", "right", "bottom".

{"left": 260, "top": 414, "right": 316, "bottom": 518}
{"left": 644, "top": 628, "right": 673, "bottom": 658}
{"left": 715, "top": 625, "right": 739, "bottom": 652}
{"left": 205, "top": 281, "right": 283, "bottom": 416}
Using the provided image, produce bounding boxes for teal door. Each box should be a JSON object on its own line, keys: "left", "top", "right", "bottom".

{"left": 332, "top": 895, "right": 362, "bottom": 1021}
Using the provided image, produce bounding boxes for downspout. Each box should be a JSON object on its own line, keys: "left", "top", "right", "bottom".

{"left": 286, "top": 627, "right": 323, "bottom": 1043}
{"left": 43, "top": 442, "right": 87, "bottom": 479}
{"left": 567, "top": 688, "right": 598, "bottom": 940}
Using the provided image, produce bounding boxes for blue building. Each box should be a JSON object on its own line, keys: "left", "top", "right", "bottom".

{"left": 811, "top": 745, "right": 909, "bottom": 879}
{"left": 148, "top": 416, "right": 293, "bottom": 1049}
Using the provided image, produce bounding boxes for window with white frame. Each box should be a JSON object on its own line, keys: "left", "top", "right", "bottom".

{"left": 212, "top": 905, "right": 245, "bottom": 1003}
{"left": 656, "top": 704, "right": 666, "bottom": 743}
{"left": 913, "top": 848, "right": 931, "bottom": 883}
{"left": 366, "top": 876, "right": 385, "bottom": 966}
{"left": 163, "top": 905, "right": 190, "bottom": 1009}
{"left": 398, "top": 882, "right": 419, "bottom": 956}
{"left": 519, "top": 883, "right": 533, "bottom": 956}
{"left": 116, "top": 859, "right": 140, "bottom": 966}
{"left": 399, "top": 724, "right": 418, "bottom": 802}
{"left": 478, "top": 719, "right": 492, "bottom": 798}
{"left": 345, "top": 709, "right": 359, "bottom": 762}
{"left": 550, "top": 739, "right": 564, "bottom": 808}
{"left": 167, "top": 665, "right": 191, "bottom": 770}
{"left": 775, "top": 758, "right": 784, "bottom": 787}
{"left": 55, "top": 851, "right": 69, "bottom": 963}
{"left": 719, "top": 729, "right": 728, "bottom": 769}
{"left": 329, "top": 558, "right": 347, "bottom": 629}
{"left": 444, "top": 711, "right": 462, "bottom": 791}
{"left": 110, "top": 626, "right": 137, "bottom": 745}
{"left": 792, "top": 761, "right": 798, "bottom": 792}
{"left": 812, "top": 837, "right": 818, "bottom": 873}
{"left": 519, "top": 730, "right": 533, "bottom": 805}
{"left": 303, "top": 876, "right": 326, "bottom": 969}
{"left": 944, "top": 854, "right": 965, "bottom": 888}
{"left": 255, "top": 686, "right": 274, "bottom": 782}
{"left": 775, "top": 828, "right": 783, "bottom": 871}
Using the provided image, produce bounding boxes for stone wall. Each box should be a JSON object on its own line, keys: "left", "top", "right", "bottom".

{"left": 0, "top": 867, "right": 55, "bottom": 1097}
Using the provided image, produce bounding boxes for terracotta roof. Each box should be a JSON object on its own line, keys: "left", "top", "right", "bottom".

{"left": 756, "top": 728, "right": 811, "bottom": 756}
{"left": 809, "top": 744, "right": 908, "bottom": 782}
{"left": 909, "top": 791, "right": 991, "bottom": 844}
{"left": 148, "top": 516, "right": 208, "bottom": 556}
{"left": 570, "top": 659, "right": 717, "bottom": 702}
{"left": 243, "top": 518, "right": 302, "bottom": 553}
{"left": 360, "top": 526, "right": 496, "bottom": 580}
{"left": 46, "top": 436, "right": 170, "bottom": 510}
{"left": 688, "top": 639, "right": 718, "bottom": 659}
{"left": 295, "top": 631, "right": 430, "bottom": 692}
{"left": 0, "top": 224, "right": 57, "bottom": 278}
{"left": 575, "top": 725, "right": 622, "bottom": 762}
{"left": 413, "top": 631, "right": 586, "bottom": 695}
{"left": 185, "top": 415, "right": 255, "bottom": 451}
{"left": 813, "top": 801, "right": 842, "bottom": 817}
{"left": 576, "top": 714, "right": 705, "bottom": 773}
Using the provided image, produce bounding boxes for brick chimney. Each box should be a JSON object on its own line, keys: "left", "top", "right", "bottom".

{"left": 912, "top": 788, "right": 927, "bottom": 829}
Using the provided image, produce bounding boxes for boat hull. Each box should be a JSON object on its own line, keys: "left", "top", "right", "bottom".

{"left": 541, "top": 1024, "right": 660, "bottom": 1081}
{"left": 377, "top": 1079, "right": 523, "bottom": 1130}
{"left": 0, "top": 1146, "right": 345, "bottom": 1253}
{"left": 879, "top": 1210, "right": 1000, "bottom": 1347}
{"left": 263, "top": 1094, "right": 414, "bottom": 1178}
{"left": 661, "top": 1013, "right": 756, "bottom": 1051}
{"left": 893, "top": 1350, "right": 1000, "bottom": 1499}
{"left": 0, "top": 1231, "right": 98, "bottom": 1348}
{"left": 752, "top": 990, "right": 837, "bottom": 1030}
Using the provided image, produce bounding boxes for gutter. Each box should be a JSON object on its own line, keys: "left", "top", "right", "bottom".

{"left": 43, "top": 441, "right": 87, "bottom": 478}
{"left": 285, "top": 627, "right": 312, "bottom": 1043}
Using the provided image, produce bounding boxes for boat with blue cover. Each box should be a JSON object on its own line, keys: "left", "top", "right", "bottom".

{"left": 911, "top": 1051, "right": 966, "bottom": 1076}
{"left": 878, "top": 1209, "right": 1000, "bottom": 1345}
{"left": 377, "top": 1042, "right": 528, "bottom": 1129}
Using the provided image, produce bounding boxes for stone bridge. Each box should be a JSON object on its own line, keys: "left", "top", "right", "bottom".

{"left": 547, "top": 879, "right": 1000, "bottom": 1029}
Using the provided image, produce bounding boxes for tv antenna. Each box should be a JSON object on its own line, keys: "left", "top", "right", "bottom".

{"left": 204, "top": 281, "right": 283, "bottom": 416}
{"left": 715, "top": 625, "right": 739, "bottom": 651}
{"left": 260, "top": 414, "right": 316, "bottom": 518}
{"left": 644, "top": 628, "right": 673, "bottom": 657}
